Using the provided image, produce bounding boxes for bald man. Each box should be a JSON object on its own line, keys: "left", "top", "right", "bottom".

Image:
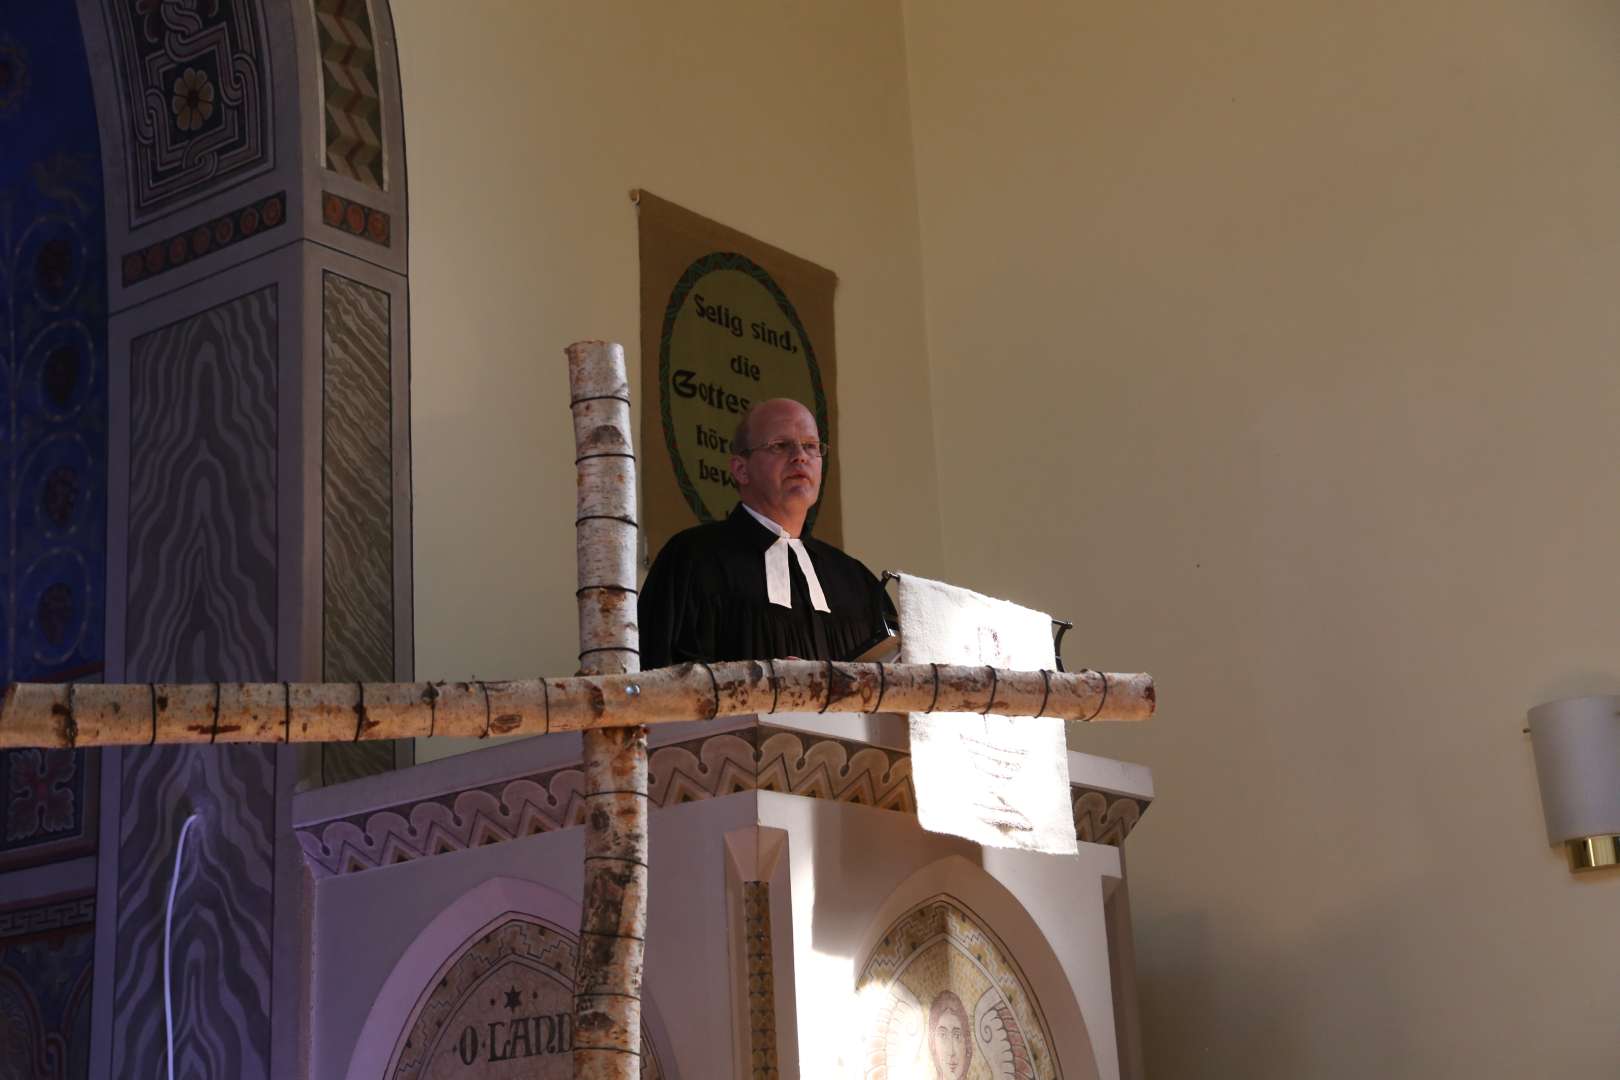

{"left": 638, "top": 398, "right": 895, "bottom": 668}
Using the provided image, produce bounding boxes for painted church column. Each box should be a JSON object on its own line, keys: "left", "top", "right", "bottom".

{"left": 73, "top": 0, "right": 411, "bottom": 1075}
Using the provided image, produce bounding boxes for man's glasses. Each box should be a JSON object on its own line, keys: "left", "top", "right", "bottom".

{"left": 740, "top": 438, "right": 830, "bottom": 459}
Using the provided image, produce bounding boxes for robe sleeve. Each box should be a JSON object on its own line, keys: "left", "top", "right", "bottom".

{"left": 637, "top": 534, "right": 716, "bottom": 669}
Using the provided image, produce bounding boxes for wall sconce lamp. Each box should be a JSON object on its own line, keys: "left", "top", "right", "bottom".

{"left": 1528, "top": 695, "right": 1620, "bottom": 873}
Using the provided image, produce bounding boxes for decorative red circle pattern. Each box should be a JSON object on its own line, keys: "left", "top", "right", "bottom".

{"left": 120, "top": 191, "right": 288, "bottom": 286}
{"left": 120, "top": 190, "right": 386, "bottom": 286}
{"left": 321, "top": 190, "right": 392, "bottom": 248}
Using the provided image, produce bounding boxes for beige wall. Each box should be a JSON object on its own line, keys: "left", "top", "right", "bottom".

{"left": 904, "top": 0, "right": 1620, "bottom": 1076}
{"left": 395, "top": 0, "right": 943, "bottom": 759}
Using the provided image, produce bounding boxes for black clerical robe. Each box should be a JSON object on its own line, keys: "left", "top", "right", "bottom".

{"left": 638, "top": 504, "right": 895, "bottom": 668}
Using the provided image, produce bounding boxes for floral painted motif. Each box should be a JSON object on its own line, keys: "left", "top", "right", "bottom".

{"left": 171, "top": 66, "right": 214, "bottom": 131}
{"left": 103, "top": 0, "right": 273, "bottom": 223}
{"left": 6, "top": 750, "right": 76, "bottom": 842}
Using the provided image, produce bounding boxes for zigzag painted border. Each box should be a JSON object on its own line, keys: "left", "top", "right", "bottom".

{"left": 314, "top": 0, "right": 385, "bottom": 189}
{"left": 296, "top": 727, "right": 1150, "bottom": 878}
{"left": 1074, "top": 789, "right": 1146, "bottom": 847}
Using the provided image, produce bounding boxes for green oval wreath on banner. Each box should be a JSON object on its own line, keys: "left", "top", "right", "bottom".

{"left": 658, "top": 251, "right": 830, "bottom": 531}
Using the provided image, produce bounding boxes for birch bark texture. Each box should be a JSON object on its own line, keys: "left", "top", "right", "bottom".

{"left": 566, "top": 341, "right": 647, "bottom": 1080}
{"left": 0, "top": 663, "right": 1154, "bottom": 749}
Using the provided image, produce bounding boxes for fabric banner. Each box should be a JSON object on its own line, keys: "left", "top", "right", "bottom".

{"left": 897, "top": 574, "right": 1077, "bottom": 855}
{"left": 634, "top": 190, "right": 841, "bottom": 564}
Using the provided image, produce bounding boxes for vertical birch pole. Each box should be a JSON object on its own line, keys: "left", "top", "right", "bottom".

{"left": 566, "top": 341, "right": 646, "bottom": 1079}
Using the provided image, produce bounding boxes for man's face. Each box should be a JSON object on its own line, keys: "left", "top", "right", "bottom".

{"left": 931, "top": 1013, "right": 967, "bottom": 1079}
{"left": 731, "top": 399, "right": 822, "bottom": 523}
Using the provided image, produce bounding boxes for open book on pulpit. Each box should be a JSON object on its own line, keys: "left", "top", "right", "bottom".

{"left": 852, "top": 630, "right": 902, "bottom": 663}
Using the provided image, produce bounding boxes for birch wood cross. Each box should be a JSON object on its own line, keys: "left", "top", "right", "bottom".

{"left": 0, "top": 660, "right": 1153, "bottom": 749}
{"left": 0, "top": 341, "right": 1154, "bottom": 1080}
{"left": 566, "top": 342, "right": 647, "bottom": 1078}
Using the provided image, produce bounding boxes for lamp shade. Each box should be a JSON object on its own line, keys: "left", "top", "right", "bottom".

{"left": 1528, "top": 695, "right": 1620, "bottom": 871}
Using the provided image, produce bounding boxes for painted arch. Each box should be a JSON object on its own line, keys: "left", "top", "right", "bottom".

{"left": 858, "top": 894, "right": 1060, "bottom": 1080}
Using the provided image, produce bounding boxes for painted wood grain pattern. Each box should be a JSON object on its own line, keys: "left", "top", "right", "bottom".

{"left": 322, "top": 272, "right": 392, "bottom": 684}
{"left": 111, "top": 744, "right": 276, "bottom": 1079}
{"left": 321, "top": 273, "right": 395, "bottom": 785}
{"left": 126, "top": 288, "right": 278, "bottom": 683}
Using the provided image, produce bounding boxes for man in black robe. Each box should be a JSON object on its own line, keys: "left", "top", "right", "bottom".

{"left": 638, "top": 398, "right": 894, "bottom": 668}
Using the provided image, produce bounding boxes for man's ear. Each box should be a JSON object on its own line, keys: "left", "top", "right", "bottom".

{"left": 730, "top": 454, "right": 749, "bottom": 486}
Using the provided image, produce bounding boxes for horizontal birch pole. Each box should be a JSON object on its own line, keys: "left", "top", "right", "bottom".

{"left": 0, "top": 660, "right": 1154, "bottom": 751}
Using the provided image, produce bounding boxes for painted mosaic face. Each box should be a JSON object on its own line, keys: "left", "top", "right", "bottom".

{"left": 929, "top": 991, "right": 972, "bottom": 1079}
{"left": 858, "top": 898, "right": 1058, "bottom": 1080}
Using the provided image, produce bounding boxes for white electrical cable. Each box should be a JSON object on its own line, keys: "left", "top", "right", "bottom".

{"left": 164, "top": 813, "right": 202, "bottom": 1080}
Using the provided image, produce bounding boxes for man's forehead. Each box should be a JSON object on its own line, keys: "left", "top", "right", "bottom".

{"left": 752, "top": 399, "right": 816, "bottom": 433}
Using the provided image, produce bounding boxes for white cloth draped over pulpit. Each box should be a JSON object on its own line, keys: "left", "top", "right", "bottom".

{"left": 897, "top": 574, "right": 1078, "bottom": 854}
